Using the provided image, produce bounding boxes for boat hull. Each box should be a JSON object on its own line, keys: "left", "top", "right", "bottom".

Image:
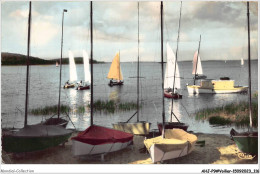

{"left": 144, "top": 129, "right": 197, "bottom": 163}
{"left": 164, "top": 91, "right": 182, "bottom": 99}
{"left": 230, "top": 129, "right": 258, "bottom": 155}
{"left": 108, "top": 81, "right": 124, "bottom": 87}
{"left": 187, "top": 85, "right": 248, "bottom": 94}
{"left": 72, "top": 139, "right": 132, "bottom": 156}
{"left": 42, "top": 118, "right": 68, "bottom": 128}
{"left": 2, "top": 126, "right": 72, "bottom": 153}
{"left": 64, "top": 83, "right": 75, "bottom": 89}
{"left": 76, "top": 85, "right": 90, "bottom": 90}
{"left": 112, "top": 122, "right": 151, "bottom": 135}
{"left": 157, "top": 122, "right": 188, "bottom": 134}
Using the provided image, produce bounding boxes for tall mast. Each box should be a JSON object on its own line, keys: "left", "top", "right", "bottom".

{"left": 24, "top": 1, "right": 32, "bottom": 127}
{"left": 160, "top": 1, "right": 165, "bottom": 138}
{"left": 137, "top": 2, "right": 140, "bottom": 122}
{"left": 193, "top": 35, "right": 201, "bottom": 85}
{"left": 247, "top": 2, "right": 252, "bottom": 129}
{"left": 170, "top": 2, "right": 182, "bottom": 120}
{"left": 58, "top": 9, "right": 67, "bottom": 119}
{"left": 90, "top": 1, "right": 94, "bottom": 126}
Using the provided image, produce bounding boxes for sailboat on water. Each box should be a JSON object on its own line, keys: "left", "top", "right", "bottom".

{"left": 2, "top": 2, "right": 72, "bottom": 153}
{"left": 112, "top": 2, "right": 151, "bottom": 135}
{"left": 64, "top": 50, "right": 78, "bottom": 88}
{"left": 230, "top": 2, "right": 258, "bottom": 155}
{"left": 164, "top": 43, "right": 182, "bottom": 99}
{"left": 56, "top": 61, "right": 59, "bottom": 67}
{"left": 144, "top": 2, "right": 197, "bottom": 163}
{"left": 186, "top": 36, "right": 248, "bottom": 94}
{"left": 241, "top": 58, "right": 244, "bottom": 66}
{"left": 72, "top": 2, "right": 133, "bottom": 157}
{"left": 107, "top": 52, "right": 124, "bottom": 86}
{"left": 76, "top": 50, "right": 91, "bottom": 90}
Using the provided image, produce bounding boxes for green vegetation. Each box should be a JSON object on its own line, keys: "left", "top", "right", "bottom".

{"left": 1, "top": 52, "right": 104, "bottom": 65}
{"left": 30, "top": 105, "right": 70, "bottom": 115}
{"left": 195, "top": 101, "right": 258, "bottom": 127}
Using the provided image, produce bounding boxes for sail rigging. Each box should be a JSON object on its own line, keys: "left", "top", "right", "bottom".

{"left": 68, "top": 50, "right": 77, "bottom": 82}
{"left": 83, "top": 50, "right": 91, "bottom": 83}
{"left": 107, "top": 52, "right": 123, "bottom": 81}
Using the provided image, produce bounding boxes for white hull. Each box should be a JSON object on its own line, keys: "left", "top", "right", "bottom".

{"left": 187, "top": 85, "right": 248, "bottom": 94}
{"left": 149, "top": 143, "right": 190, "bottom": 163}
{"left": 72, "top": 140, "right": 132, "bottom": 156}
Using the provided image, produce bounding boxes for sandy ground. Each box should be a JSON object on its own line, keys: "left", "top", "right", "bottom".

{"left": 2, "top": 132, "right": 258, "bottom": 164}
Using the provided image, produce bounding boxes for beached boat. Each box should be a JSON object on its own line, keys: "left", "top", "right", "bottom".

{"left": 230, "top": 2, "right": 258, "bottom": 156}
{"left": 145, "top": 2, "right": 196, "bottom": 163}
{"left": 144, "top": 128, "right": 197, "bottom": 163}
{"left": 107, "top": 52, "right": 124, "bottom": 86}
{"left": 112, "top": 2, "right": 150, "bottom": 135}
{"left": 64, "top": 50, "right": 77, "bottom": 88}
{"left": 2, "top": 3, "right": 72, "bottom": 153}
{"left": 43, "top": 9, "right": 69, "bottom": 128}
{"left": 76, "top": 50, "right": 91, "bottom": 90}
{"left": 164, "top": 43, "right": 182, "bottom": 99}
{"left": 72, "top": 2, "right": 133, "bottom": 157}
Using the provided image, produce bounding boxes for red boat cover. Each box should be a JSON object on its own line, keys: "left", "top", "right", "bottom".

{"left": 71, "top": 125, "right": 133, "bottom": 145}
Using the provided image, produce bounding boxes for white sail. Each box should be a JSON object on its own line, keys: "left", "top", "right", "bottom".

{"left": 68, "top": 50, "right": 77, "bottom": 82}
{"left": 83, "top": 50, "right": 91, "bottom": 83}
{"left": 192, "top": 51, "right": 203, "bottom": 75}
{"left": 164, "top": 43, "right": 181, "bottom": 89}
{"left": 241, "top": 58, "right": 244, "bottom": 65}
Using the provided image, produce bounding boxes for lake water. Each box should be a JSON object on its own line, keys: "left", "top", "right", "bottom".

{"left": 1, "top": 60, "right": 258, "bottom": 134}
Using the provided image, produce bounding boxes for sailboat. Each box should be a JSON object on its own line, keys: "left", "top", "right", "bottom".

{"left": 230, "top": 2, "right": 258, "bottom": 155}
{"left": 107, "top": 52, "right": 124, "bottom": 86}
{"left": 43, "top": 9, "right": 69, "bottom": 127}
{"left": 192, "top": 39, "right": 207, "bottom": 80}
{"left": 56, "top": 61, "right": 59, "bottom": 67}
{"left": 144, "top": 2, "right": 197, "bottom": 163}
{"left": 187, "top": 36, "right": 248, "bottom": 94}
{"left": 164, "top": 43, "right": 182, "bottom": 99}
{"left": 241, "top": 58, "right": 244, "bottom": 66}
{"left": 112, "top": 2, "right": 151, "bottom": 135}
{"left": 158, "top": 2, "right": 188, "bottom": 133}
{"left": 72, "top": 2, "right": 133, "bottom": 157}
{"left": 76, "top": 50, "right": 91, "bottom": 90}
{"left": 64, "top": 50, "right": 77, "bottom": 88}
{"left": 2, "top": 2, "right": 72, "bottom": 153}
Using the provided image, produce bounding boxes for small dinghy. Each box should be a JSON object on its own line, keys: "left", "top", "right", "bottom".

{"left": 71, "top": 125, "right": 133, "bottom": 156}
{"left": 64, "top": 51, "right": 77, "bottom": 88}
{"left": 107, "top": 52, "right": 124, "bottom": 87}
{"left": 144, "top": 129, "right": 197, "bottom": 163}
{"left": 77, "top": 50, "right": 91, "bottom": 90}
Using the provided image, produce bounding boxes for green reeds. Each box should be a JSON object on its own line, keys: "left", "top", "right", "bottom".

{"left": 30, "top": 105, "right": 70, "bottom": 115}
{"left": 195, "top": 101, "right": 258, "bottom": 127}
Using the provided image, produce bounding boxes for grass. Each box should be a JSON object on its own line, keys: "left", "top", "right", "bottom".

{"left": 30, "top": 100, "right": 139, "bottom": 115}
{"left": 195, "top": 101, "right": 258, "bottom": 127}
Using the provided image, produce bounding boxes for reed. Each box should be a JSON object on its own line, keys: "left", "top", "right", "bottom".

{"left": 30, "top": 105, "right": 70, "bottom": 115}
{"left": 195, "top": 101, "right": 258, "bottom": 127}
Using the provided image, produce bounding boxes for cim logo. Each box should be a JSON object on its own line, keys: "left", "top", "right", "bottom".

{"left": 238, "top": 152, "right": 256, "bottom": 160}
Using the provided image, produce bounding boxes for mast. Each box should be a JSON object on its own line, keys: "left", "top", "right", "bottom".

{"left": 160, "top": 1, "right": 165, "bottom": 138}
{"left": 170, "top": 2, "right": 182, "bottom": 120}
{"left": 90, "top": 1, "right": 93, "bottom": 126}
{"left": 24, "top": 1, "right": 32, "bottom": 127}
{"left": 247, "top": 2, "right": 252, "bottom": 129}
{"left": 193, "top": 35, "right": 201, "bottom": 85}
{"left": 58, "top": 9, "right": 67, "bottom": 119}
{"left": 137, "top": 2, "right": 140, "bottom": 122}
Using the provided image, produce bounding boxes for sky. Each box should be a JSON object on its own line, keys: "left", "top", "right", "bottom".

{"left": 1, "top": 1, "right": 258, "bottom": 62}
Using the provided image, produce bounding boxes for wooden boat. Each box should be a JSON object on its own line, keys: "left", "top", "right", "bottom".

{"left": 64, "top": 50, "right": 77, "bottom": 88}
{"left": 72, "top": 2, "right": 133, "bottom": 157}
{"left": 230, "top": 2, "right": 258, "bottom": 156}
{"left": 187, "top": 79, "right": 248, "bottom": 94}
{"left": 192, "top": 42, "right": 207, "bottom": 80}
{"left": 72, "top": 125, "right": 133, "bottom": 156}
{"left": 158, "top": 2, "right": 188, "bottom": 133}
{"left": 163, "top": 43, "right": 182, "bottom": 99}
{"left": 144, "top": 128, "right": 197, "bottom": 163}
{"left": 112, "top": 2, "right": 151, "bottom": 135}
{"left": 107, "top": 52, "right": 124, "bottom": 86}
{"left": 145, "top": 2, "right": 196, "bottom": 163}
{"left": 76, "top": 50, "right": 91, "bottom": 90}
{"left": 2, "top": 3, "right": 72, "bottom": 153}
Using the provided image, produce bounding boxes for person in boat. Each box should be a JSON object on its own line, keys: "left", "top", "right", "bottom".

{"left": 79, "top": 80, "right": 83, "bottom": 87}
{"left": 110, "top": 79, "right": 113, "bottom": 84}
{"left": 167, "top": 87, "right": 172, "bottom": 93}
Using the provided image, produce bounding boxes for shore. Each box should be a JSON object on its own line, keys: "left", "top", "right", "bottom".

{"left": 2, "top": 132, "right": 258, "bottom": 164}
